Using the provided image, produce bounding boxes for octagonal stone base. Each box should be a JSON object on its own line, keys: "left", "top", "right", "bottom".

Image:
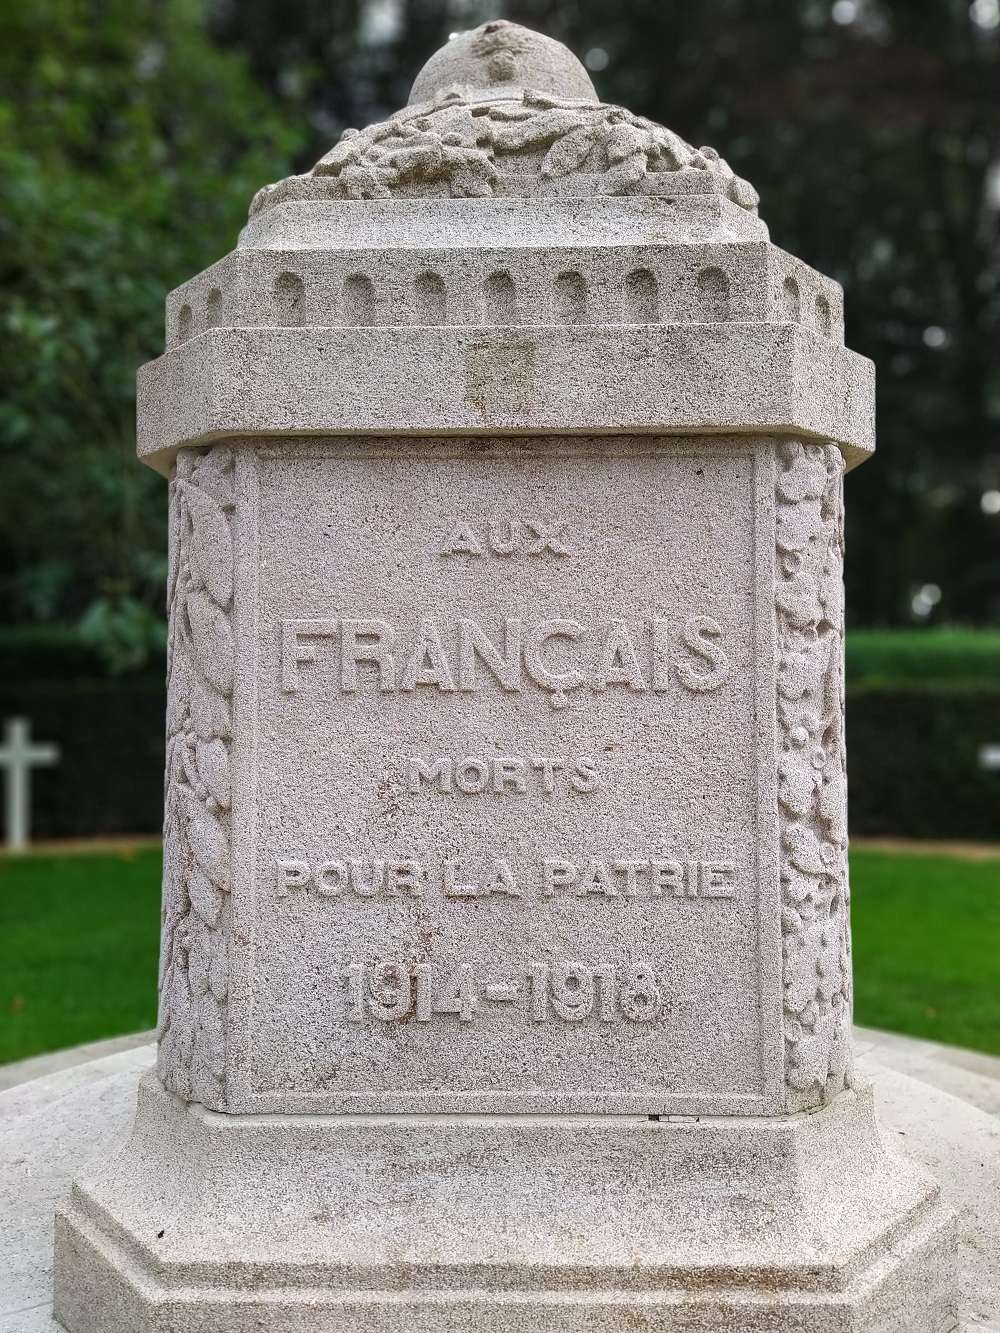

{"left": 53, "top": 1074, "right": 957, "bottom": 1333}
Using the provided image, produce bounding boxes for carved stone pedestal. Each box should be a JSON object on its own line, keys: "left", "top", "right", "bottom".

{"left": 53, "top": 20, "right": 956, "bottom": 1332}
{"left": 55, "top": 1076, "right": 956, "bottom": 1333}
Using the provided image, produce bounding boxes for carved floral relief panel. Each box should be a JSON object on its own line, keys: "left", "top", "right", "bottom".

{"left": 775, "top": 441, "right": 852, "bottom": 1109}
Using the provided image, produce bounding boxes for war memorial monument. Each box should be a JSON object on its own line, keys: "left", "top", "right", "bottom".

{"left": 1, "top": 19, "right": 997, "bottom": 1333}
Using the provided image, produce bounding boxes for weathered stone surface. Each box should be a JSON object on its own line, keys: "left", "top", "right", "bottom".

{"left": 136, "top": 325, "right": 873, "bottom": 475}
{"left": 247, "top": 20, "right": 756, "bottom": 217}
{"left": 54, "top": 1073, "right": 959, "bottom": 1333}
{"left": 53, "top": 19, "right": 957, "bottom": 1333}
{"left": 148, "top": 430, "right": 858, "bottom": 1121}
{"left": 7, "top": 1034, "right": 999, "bottom": 1330}
{"left": 407, "top": 19, "right": 599, "bottom": 106}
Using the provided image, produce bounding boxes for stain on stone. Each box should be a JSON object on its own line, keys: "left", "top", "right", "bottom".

{"left": 464, "top": 337, "right": 538, "bottom": 419}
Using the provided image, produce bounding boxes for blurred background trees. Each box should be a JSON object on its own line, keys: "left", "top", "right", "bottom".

{"left": 0, "top": 0, "right": 301, "bottom": 667}
{"left": 3, "top": 0, "right": 1000, "bottom": 660}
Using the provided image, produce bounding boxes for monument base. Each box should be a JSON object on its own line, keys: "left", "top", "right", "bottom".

{"left": 53, "top": 1073, "right": 957, "bottom": 1333}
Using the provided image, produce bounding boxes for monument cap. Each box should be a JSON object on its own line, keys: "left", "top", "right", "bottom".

{"left": 407, "top": 20, "right": 599, "bottom": 105}
{"left": 137, "top": 23, "right": 876, "bottom": 477}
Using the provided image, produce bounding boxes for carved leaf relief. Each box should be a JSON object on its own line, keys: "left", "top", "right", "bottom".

{"left": 250, "top": 89, "right": 759, "bottom": 216}
{"left": 185, "top": 589, "right": 235, "bottom": 695}
{"left": 179, "top": 481, "right": 234, "bottom": 608}
{"left": 157, "top": 444, "right": 235, "bottom": 1108}
{"left": 775, "top": 441, "right": 852, "bottom": 1109}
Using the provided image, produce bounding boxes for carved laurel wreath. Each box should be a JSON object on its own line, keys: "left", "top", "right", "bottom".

{"left": 158, "top": 445, "right": 235, "bottom": 1107}
{"left": 250, "top": 89, "right": 758, "bottom": 216}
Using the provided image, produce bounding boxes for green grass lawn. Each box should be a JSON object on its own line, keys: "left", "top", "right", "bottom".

{"left": 0, "top": 847, "right": 161, "bottom": 1065}
{"left": 0, "top": 845, "right": 998, "bottom": 1066}
{"left": 850, "top": 848, "right": 1000, "bottom": 1054}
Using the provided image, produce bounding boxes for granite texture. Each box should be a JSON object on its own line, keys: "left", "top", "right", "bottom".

{"left": 55, "top": 1073, "right": 958, "bottom": 1333}
{"left": 9, "top": 1035, "right": 999, "bottom": 1331}
{"left": 137, "top": 75, "right": 869, "bottom": 479}
{"left": 154, "top": 446, "right": 236, "bottom": 1105}
{"left": 219, "top": 436, "right": 776, "bottom": 1115}
{"left": 52, "top": 20, "right": 954, "bottom": 1332}
{"left": 248, "top": 20, "right": 757, "bottom": 218}
{"left": 136, "top": 325, "right": 874, "bottom": 476}
{"left": 148, "top": 433, "right": 848, "bottom": 1118}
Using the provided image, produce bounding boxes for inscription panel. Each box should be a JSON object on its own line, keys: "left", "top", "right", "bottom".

{"left": 237, "top": 438, "right": 780, "bottom": 1113}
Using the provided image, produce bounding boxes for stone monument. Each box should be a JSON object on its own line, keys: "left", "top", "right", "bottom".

{"left": 53, "top": 21, "right": 958, "bottom": 1331}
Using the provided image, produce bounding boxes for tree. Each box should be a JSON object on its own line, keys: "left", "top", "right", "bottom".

{"left": 0, "top": 0, "right": 301, "bottom": 667}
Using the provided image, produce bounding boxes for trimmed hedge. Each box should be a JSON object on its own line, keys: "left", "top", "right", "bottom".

{"left": 0, "top": 628, "right": 998, "bottom": 841}
{"left": 0, "top": 625, "right": 121, "bottom": 682}
{"left": 846, "top": 628, "right": 1000, "bottom": 688}
{"left": 0, "top": 628, "right": 164, "bottom": 840}
{"left": 0, "top": 678, "right": 164, "bottom": 840}
{"left": 847, "top": 685, "right": 999, "bottom": 839}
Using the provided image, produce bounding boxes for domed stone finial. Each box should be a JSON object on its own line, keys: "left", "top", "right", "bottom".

{"left": 408, "top": 19, "right": 599, "bottom": 105}
{"left": 248, "top": 15, "right": 761, "bottom": 217}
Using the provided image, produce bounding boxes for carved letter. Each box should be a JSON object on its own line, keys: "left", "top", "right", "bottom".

{"left": 701, "top": 861, "right": 736, "bottom": 898}
{"left": 651, "top": 617, "right": 671, "bottom": 692}
{"left": 455, "top": 758, "right": 490, "bottom": 794}
{"left": 487, "top": 521, "right": 517, "bottom": 556}
{"left": 488, "top": 857, "right": 521, "bottom": 896}
{"left": 677, "top": 615, "right": 731, "bottom": 692}
{"left": 350, "top": 859, "right": 385, "bottom": 897}
{"left": 443, "top": 861, "right": 479, "bottom": 897}
{"left": 458, "top": 617, "right": 522, "bottom": 692}
{"left": 524, "top": 620, "right": 587, "bottom": 708}
{"left": 613, "top": 858, "right": 649, "bottom": 896}
{"left": 439, "top": 522, "right": 483, "bottom": 557}
{"left": 543, "top": 858, "right": 577, "bottom": 895}
{"left": 387, "top": 860, "right": 424, "bottom": 895}
{"left": 492, "top": 757, "right": 528, "bottom": 794}
{"left": 406, "top": 757, "right": 453, "bottom": 793}
{"left": 316, "top": 860, "right": 347, "bottom": 897}
{"left": 525, "top": 519, "right": 571, "bottom": 556}
{"left": 341, "top": 619, "right": 396, "bottom": 692}
{"left": 400, "top": 621, "right": 457, "bottom": 692}
{"left": 281, "top": 619, "right": 338, "bottom": 693}
{"left": 570, "top": 757, "right": 601, "bottom": 792}
{"left": 594, "top": 619, "right": 647, "bottom": 691}
{"left": 650, "top": 859, "right": 686, "bottom": 896}
{"left": 580, "top": 859, "right": 619, "bottom": 897}
{"left": 275, "top": 858, "right": 310, "bottom": 896}
{"left": 530, "top": 756, "right": 563, "bottom": 793}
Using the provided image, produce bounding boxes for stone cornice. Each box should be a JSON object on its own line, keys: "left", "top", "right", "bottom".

{"left": 136, "top": 323, "right": 874, "bottom": 475}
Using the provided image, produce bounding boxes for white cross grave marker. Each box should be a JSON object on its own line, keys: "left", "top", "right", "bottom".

{"left": 979, "top": 744, "right": 1000, "bottom": 774}
{"left": 0, "top": 717, "right": 60, "bottom": 852}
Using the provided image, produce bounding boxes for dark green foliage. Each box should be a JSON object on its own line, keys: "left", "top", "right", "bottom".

{"left": 0, "top": 626, "right": 165, "bottom": 841}
{"left": 848, "top": 685, "right": 999, "bottom": 838}
{"left": 847, "top": 628, "right": 1000, "bottom": 686}
{"left": 845, "top": 630, "right": 1000, "bottom": 839}
{"left": 500, "top": 0, "right": 1000, "bottom": 628}
{"left": 0, "top": 625, "right": 117, "bottom": 682}
{"left": 0, "top": 0, "right": 301, "bottom": 661}
{"left": 0, "top": 677, "right": 165, "bottom": 840}
{"left": 1, "top": 0, "right": 999, "bottom": 649}
{"left": 218, "top": 0, "right": 1000, "bottom": 627}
